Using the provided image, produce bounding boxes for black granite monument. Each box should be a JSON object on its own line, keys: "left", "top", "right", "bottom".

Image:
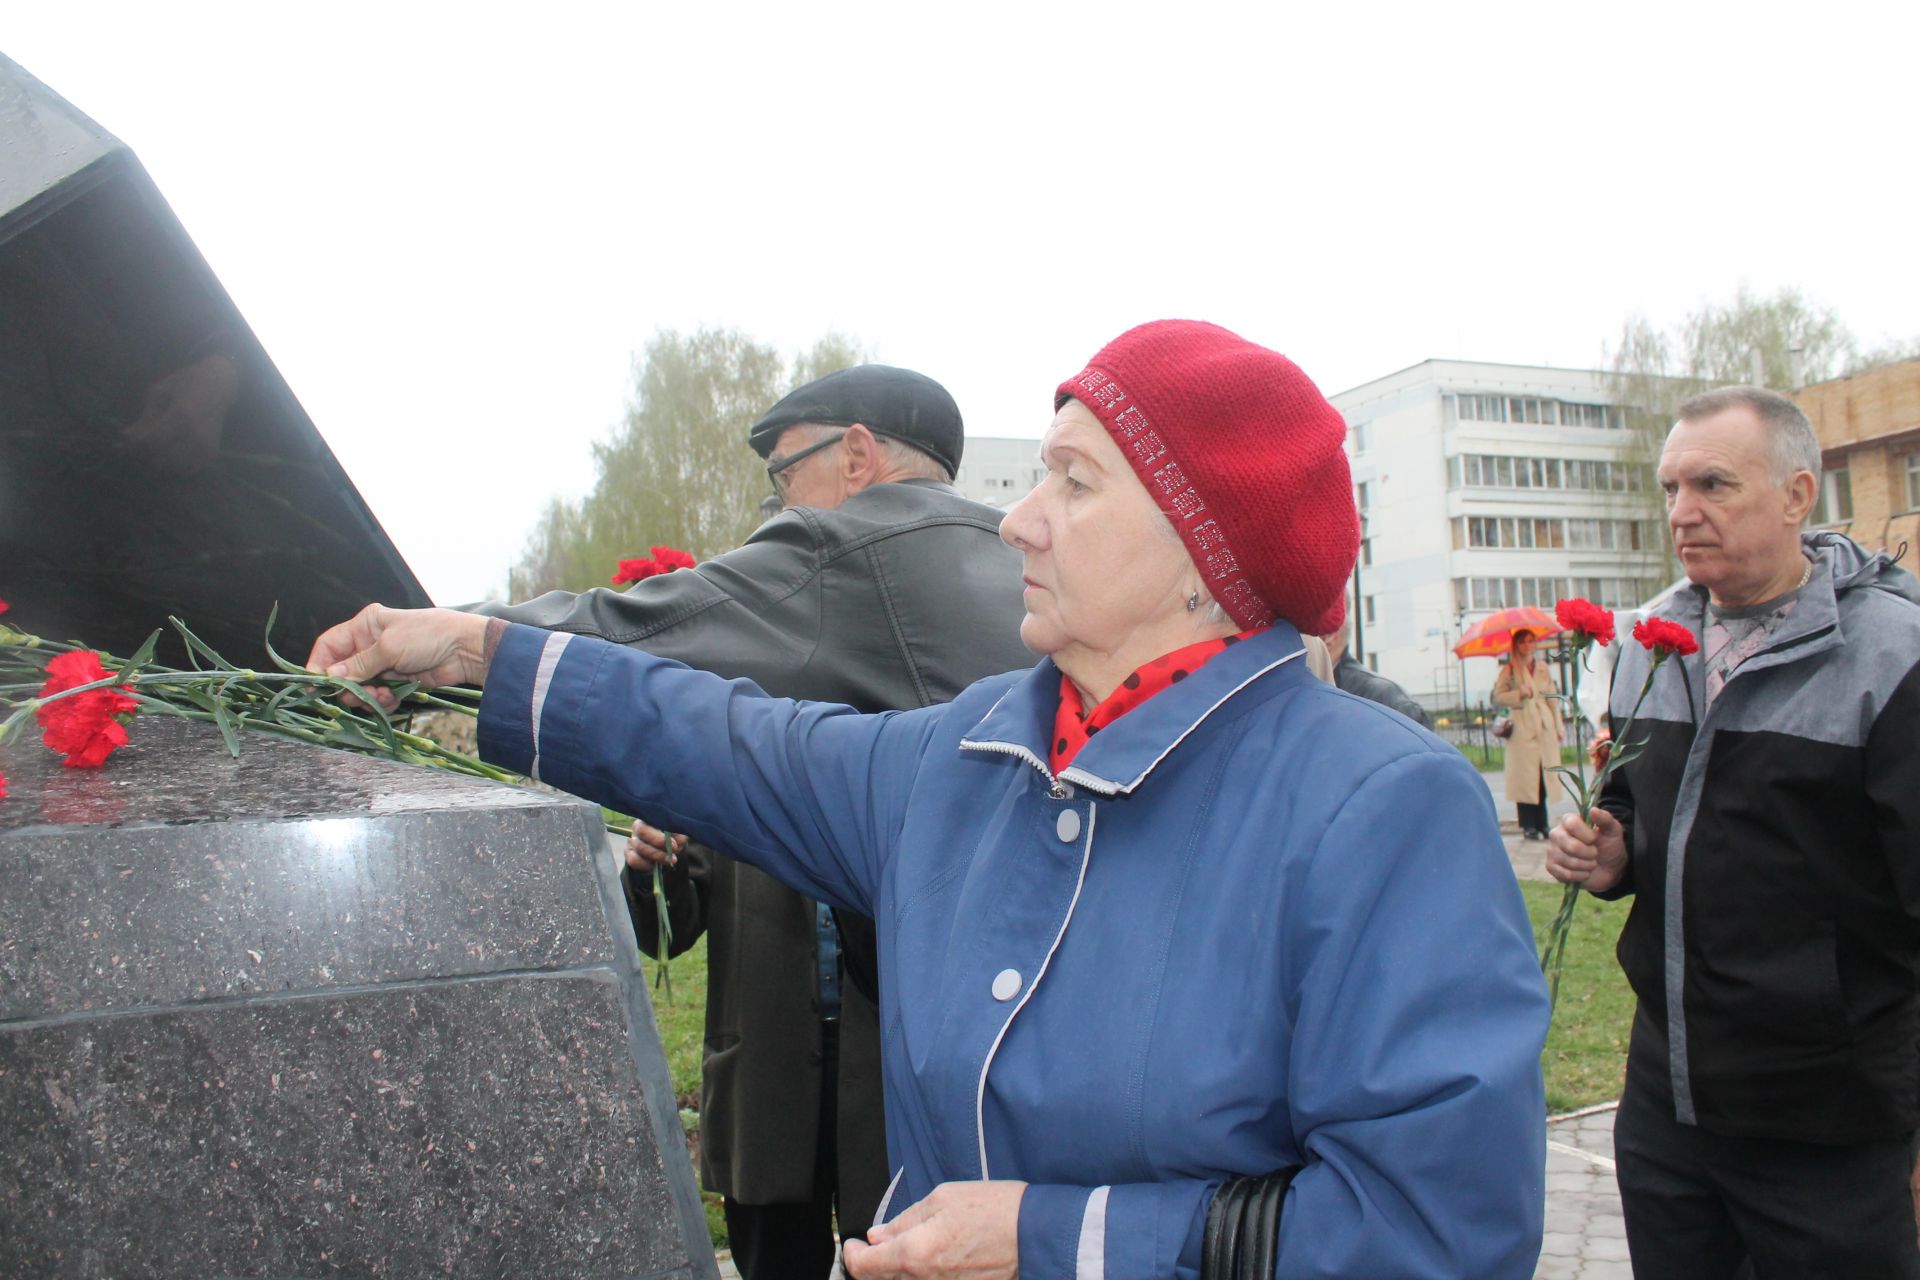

{"left": 0, "top": 53, "right": 719, "bottom": 1278}
{"left": 0, "top": 50, "right": 430, "bottom": 667}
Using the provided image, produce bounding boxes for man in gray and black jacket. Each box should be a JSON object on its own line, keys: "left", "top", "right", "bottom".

{"left": 477, "top": 365, "right": 1033, "bottom": 1278}
{"left": 1548, "top": 385, "right": 1920, "bottom": 1278}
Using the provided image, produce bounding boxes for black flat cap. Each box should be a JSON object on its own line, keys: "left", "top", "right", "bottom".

{"left": 748, "top": 364, "right": 964, "bottom": 475}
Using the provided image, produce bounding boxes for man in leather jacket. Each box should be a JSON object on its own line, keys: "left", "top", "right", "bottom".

{"left": 475, "top": 364, "right": 1033, "bottom": 1278}
{"left": 1325, "top": 614, "right": 1431, "bottom": 727}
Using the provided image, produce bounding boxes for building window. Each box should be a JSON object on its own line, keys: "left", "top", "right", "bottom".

{"left": 1351, "top": 421, "right": 1370, "bottom": 453}
{"left": 1452, "top": 394, "right": 1622, "bottom": 428}
{"left": 1907, "top": 454, "right": 1920, "bottom": 511}
{"left": 1812, "top": 465, "right": 1853, "bottom": 526}
{"left": 1364, "top": 595, "right": 1376, "bottom": 625}
{"left": 1356, "top": 481, "right": 1371, "bottom": 513}
{"left": 1454, "top": 452, "right": 1648, "bottom": 492}
{"left": 1459, "top": 576, "right": 1661, "bottom": 612}
{"left": 1464, "top": 515, "right": 1652, "bottom": 550}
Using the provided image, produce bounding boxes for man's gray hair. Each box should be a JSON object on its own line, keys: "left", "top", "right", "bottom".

{"left": 788, "top": 423, "right": 953, "bottom": 482}
{"left": 1675, "top": 385, "right": 1822, "bottom": 487}
{"left": 874, "top": 433, "right": 954, "bottom": 482}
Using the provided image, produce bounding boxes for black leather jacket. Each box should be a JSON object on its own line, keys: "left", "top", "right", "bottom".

{"left": 472, "top": 478, "right": 1034, "bottom": 1214}
{"left": 1333, "top": 653, "right": 1432, "bottom": 727}
{"left": 476, "top": 479, "right": 1032, "bottom": 711}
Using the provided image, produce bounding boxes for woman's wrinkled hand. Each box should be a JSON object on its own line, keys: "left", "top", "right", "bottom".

{"left": 842, "top": 1181, "right": 1025, "bottom": 1280}
{"left": 305, "top": 605, "right": 492, "bottom": 710}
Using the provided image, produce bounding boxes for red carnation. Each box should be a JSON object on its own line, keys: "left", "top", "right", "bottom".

{"left": 36, "top": 650, "right": 139, "bottom": 769}
{"left": 1554, "top": 597, "right": 1615, "bottom": 647}
{"left": 613, "top": 546, "right": 695, "bottom": 585}
{"left": 0, "top": 597, "right": 9, "bottom": 614}
{"left": 612, "top": 557, "right": 657, "bottom": 585}
{"left": 0, "top": 768, "right": 8, "bottom": 801}
{"left": 1633, "top": 616, "right": 1699, "bottom": 658}
{"left": 650, "top": 546, "right": 696, "bottom": 573}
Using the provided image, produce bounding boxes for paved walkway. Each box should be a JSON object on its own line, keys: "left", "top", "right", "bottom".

{"left": 1541, "top": 1103, "right": 1629, "bottom": 1277}
{"left": 1491, "top": 762, "right": 1630, "bottom": 1276}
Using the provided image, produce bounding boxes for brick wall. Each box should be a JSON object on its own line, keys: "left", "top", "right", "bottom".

{"left": 1795, "top": 361, "right": 1920, "bottom": 556}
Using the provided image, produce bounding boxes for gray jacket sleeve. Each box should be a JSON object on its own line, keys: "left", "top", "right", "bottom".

{"left": 467, "top": 511, "right": 842, "bottom": 700}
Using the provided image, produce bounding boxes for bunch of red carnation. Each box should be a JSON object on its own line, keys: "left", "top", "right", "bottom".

{"left": 35, "top": 650, "right": 139, "bottom": 768}
{"left": 1632, "top": 616, "right": 1699, "bottom": 658}
{"left": 612, "top": 546, "right": 697, "bottom": 586}
{"left": 1554, "top": 597, "right": 1615, "bottom": 648}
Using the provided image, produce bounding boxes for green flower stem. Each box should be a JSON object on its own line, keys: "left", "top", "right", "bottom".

{"left": 1538, "top": 647, "right": 1669, "bottom": 1014}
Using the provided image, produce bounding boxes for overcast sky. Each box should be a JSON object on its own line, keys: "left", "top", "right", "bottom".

{"left": 8, "top": 3, "right": 1915, "bottom": 605}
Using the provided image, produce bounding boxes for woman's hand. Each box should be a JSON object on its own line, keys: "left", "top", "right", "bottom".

{"left": 305, "top": 605, "right": 492, "bottom": 710}
{"left": 842, "top": 1181, "right": 1025, "bottom": 1280}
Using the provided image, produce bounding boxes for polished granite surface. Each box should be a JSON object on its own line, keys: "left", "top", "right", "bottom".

{"left": 0, "top": 718, "right": 713, "bottom": 1279}
{"left": 2, "top": 976, "right": 688, "bottom": 1278}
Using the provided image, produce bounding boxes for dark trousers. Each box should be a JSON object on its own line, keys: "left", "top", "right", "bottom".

{"left": 723, "top": 1020, "right": 850, "bottom": 1280}
{"left": 1614, "top": 1078, "right": 1920, "bottom": 1279}
{"left": 1516, "top": 766, "right": 1547, "bottom": 834}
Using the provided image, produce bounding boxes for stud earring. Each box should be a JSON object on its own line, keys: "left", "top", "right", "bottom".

{"left": 1186, "top": 591, "right": 1201, "bottom": 612}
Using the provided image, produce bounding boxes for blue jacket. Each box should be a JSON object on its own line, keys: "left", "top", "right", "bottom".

{"left": 479, "top": 622, "right": 1550, "bottom": 1278}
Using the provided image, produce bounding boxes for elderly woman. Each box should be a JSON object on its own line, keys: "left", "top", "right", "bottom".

{"left": 1492, "top": 628, "right": 1563, "bottom": 840}
{"left": 311, "top": 321, "right": 1550, "bottom": 1279}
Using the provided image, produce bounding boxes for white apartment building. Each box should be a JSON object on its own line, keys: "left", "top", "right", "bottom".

{"left": 1332, "top": 360, "right": 1669, "bottom": 709}
{"left": 953, "top": 435, "right": 1043, "bottom": 508}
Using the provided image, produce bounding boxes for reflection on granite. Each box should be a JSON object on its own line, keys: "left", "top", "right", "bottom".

{"left": 1, "top": 720, "right": 614, "bottom": 1020}
{"left": 0, "top": 975, "right": 687, "bottom": 1278}
{"left": 0, "top": 717, "right": 553, "bottom": 835}
{"left": 0, "top": 803, "right": 612, "bottom": 1020}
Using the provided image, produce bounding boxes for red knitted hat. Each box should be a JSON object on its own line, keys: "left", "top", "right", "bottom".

{"left": 1056, "top": 320, "right": 1358, "bottom": 635}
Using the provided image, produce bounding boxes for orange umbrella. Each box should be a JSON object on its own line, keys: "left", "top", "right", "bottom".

{"left": 1452, "top": 606, "right": 1564, "bottom": 659}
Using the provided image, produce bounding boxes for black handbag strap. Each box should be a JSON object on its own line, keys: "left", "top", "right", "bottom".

{"left": 1201, "top": 1167, "right": 1301, "bottom": 1280}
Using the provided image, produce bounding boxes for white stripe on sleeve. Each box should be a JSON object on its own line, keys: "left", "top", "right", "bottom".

{"left": 1076, "top": 1185, "right": 1110, "bottom": 1280}
{"left": 527, "top": 631, "right": 573, "bottom": 782}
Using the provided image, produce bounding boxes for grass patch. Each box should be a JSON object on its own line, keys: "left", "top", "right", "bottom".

{"left": 1521, "top": 881, "right": 1635, "bottom": 1113}
{"left": 637, "top": 933, "right": 727, "bottom": 1247}
{"left": 1458, "top": 743, "right": 1586, "bottom": 774}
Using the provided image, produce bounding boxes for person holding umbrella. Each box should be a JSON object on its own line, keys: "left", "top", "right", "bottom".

{"left": 1492, "top": 627, "right": 1562, "bottom": 839}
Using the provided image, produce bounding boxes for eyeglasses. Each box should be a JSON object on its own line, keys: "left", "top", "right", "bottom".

{"left": 765, "top": 431, "right": 846, "bottom": 503}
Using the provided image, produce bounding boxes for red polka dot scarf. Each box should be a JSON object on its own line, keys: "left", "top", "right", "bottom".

{"left": 1049, "top": 629, "right": 1265, "bottom": 774}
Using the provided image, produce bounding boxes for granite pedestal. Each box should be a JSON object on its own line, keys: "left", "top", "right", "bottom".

{"left": 0, "top": 717, "right": 718, "bottom": 1279}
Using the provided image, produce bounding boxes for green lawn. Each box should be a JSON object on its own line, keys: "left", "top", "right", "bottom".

{"left": 1521, "top": 881, "right": 1635, "bottom": 1113}
{"left": 645, "top": 882, "right": 1635, "bottom": 1249}
{"left": 639, "top": 937, "right": 728, "bottom": 1247}
{"left": 1456, "top": 742, "right": 1588, "bottom": 774}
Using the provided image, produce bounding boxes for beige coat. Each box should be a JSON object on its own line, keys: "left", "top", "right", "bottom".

{"left": 1492, "top": 656, "right": 1561, "bottom": 804}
